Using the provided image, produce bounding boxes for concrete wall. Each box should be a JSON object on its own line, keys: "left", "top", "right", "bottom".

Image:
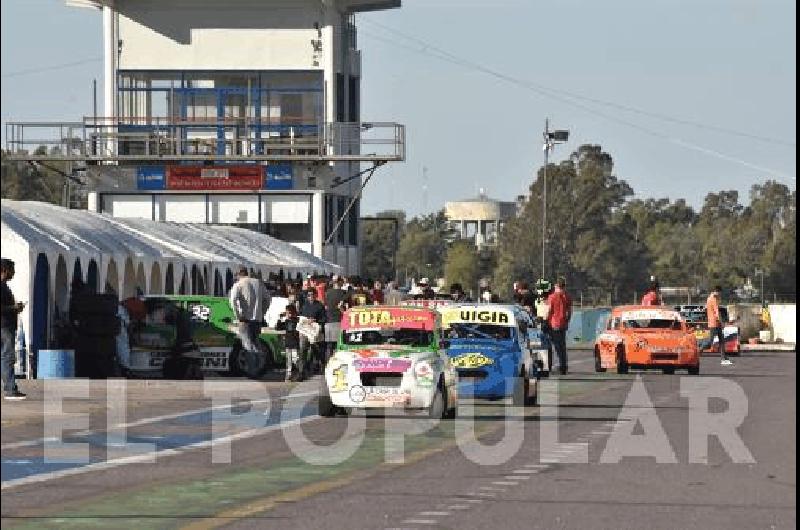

{"left": 117, "top": 0, "right": 330, "bottom": 71}
{"left": 769, "top": 304, "right": 796, "bottom": 344}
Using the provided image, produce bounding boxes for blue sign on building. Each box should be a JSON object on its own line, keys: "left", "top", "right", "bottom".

{"left": 265, "top": 163, "right": 293, "bottom": 190}
{"left": 137, "top": 166, "right": 166, "bottom": 190}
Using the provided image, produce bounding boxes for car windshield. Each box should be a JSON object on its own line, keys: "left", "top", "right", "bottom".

{"left": 343, "top": 328, "right": 433, "bottom": 347}
{"left": 623, "top": 318, "right": 682, "bottom": 330}
{"left": 446, "top": 323, "right": 512, "bottom": 340}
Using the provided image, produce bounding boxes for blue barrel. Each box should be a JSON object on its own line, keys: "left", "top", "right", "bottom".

{"left": 37, "top": 349, "right": 75, "bottom": 378}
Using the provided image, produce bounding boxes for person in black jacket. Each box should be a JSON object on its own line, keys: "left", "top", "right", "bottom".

{"left": 299, "top": 289, "right": 327, "bottom": 374}
{"left": 277, "top": 304, "right": 303, "bottom": 381}
{"left": 1, "top": 259, "right": 26, "bottom": 400}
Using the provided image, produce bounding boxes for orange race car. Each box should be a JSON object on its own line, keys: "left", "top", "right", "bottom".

{"left": 594, "top": 305, "right": 700, "bottom": 375}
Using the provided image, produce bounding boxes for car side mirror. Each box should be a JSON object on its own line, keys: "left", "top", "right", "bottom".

{"left": 439, "top": 339, "right": 451, "bottom": 350}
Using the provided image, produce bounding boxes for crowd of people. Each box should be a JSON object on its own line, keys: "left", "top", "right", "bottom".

{"left": 1, "top": 255, "right": 739, "bottom": 399}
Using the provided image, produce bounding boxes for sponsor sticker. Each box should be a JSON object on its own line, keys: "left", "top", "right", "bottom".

{"left": 343, "top": 308, "right": 435, "bottom": 331}
{"left": 451, "top": 352, "right": 494, "bottom": 369}
{"left": 441, "top": 308, "right": 514, "bottom": 327}
{"left": 351, "top": 386, "right": 409, "bottom": 403}
{"left": 353, "top": 358, "right": 412, "bottom": 372}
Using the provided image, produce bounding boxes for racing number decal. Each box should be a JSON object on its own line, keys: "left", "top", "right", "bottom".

{"left": 331, "top": 365, "right": 349, "bottom": 392}
{"left": 190, "top": 304, "right": 211, "bottom": 322}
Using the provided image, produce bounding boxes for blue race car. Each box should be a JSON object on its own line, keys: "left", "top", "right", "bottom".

{"left": 441, "top": 305, "right": 538, "bottom": 406}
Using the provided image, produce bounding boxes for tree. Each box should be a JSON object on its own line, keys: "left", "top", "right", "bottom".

{"left": 395, "top": 209, "right": 448, "bottom": 284}
{"left": 1, "top": 149, "right": 65, "bottom": 205}
{"left": 444, "top": 241, "right": 480, "bottom": 294}
{"left": 361, "top": 210, "right": 405, "bottom": 281}
{"left": 494, "top": 144, "right": 646, "bottom": 302}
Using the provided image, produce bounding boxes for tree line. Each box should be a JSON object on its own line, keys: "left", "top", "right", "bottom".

{"left": 363, "top": 144, "right": 796, "bottom": 304}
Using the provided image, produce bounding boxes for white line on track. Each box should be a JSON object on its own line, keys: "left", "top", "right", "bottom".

{"left": 401, "top": 519, "right": 438, "bottom": 525}
{"left": 1, "top": 391, "right": 318, "bottom": 451}
{"left": 418, "top": 511, "right": 450, "bottom": 516}
{"left": 505, "top": 475, "right": 530, "bottom": 480}
{"left": 513, "top": 469, "right": 541, "bottom": 474}
{"left": 492, "top": 481, "right": 518, "bottom": 486}
{"left": 1, "top": 414, "right": 319, "bottom": 490}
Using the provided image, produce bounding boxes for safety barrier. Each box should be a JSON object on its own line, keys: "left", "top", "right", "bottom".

{"left": 567, "top": 308, "right": 612, "bottom": 349}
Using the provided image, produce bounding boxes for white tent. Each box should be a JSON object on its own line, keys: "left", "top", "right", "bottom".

{"left": 1, "top": 199, "right": 339, "bottom": 365}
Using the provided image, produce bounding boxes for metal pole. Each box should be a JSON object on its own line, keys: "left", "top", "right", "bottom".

{"left": 542, "top": 118, "right": 549, "bottom": 280}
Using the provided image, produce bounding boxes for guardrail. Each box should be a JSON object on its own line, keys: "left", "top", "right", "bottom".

{"left": 4, "top": 119, "right": 405, "bottom": 163}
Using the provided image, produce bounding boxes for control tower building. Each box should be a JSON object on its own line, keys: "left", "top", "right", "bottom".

{"left": 6, "top": 0, "right": 405, "bottom": 275}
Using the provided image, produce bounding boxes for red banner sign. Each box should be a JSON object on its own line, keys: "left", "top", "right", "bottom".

{"left": 166, "top": 165, "right": 263, "bottom": 190}
{"left": 342, "top": 307, "right": 436, "bottom": 331}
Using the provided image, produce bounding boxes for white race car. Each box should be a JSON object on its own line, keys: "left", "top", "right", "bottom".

{"left": 319, "top": 306, "right": 458, "bottom": 418}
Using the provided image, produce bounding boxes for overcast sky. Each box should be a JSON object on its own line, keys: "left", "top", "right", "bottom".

{"left": 2, "top": 0, "right": 795, "bottom": 217}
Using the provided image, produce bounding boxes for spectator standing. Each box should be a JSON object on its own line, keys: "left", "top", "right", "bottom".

{"left": 350, "top": 282, "right": 372, "bottom": 306}
{"left": 324, "top": 276, "right": 349, "bottom": 362}
{"left": 516, "top": 282, "right": 537, "bottom": 316}
{"left": 277, "top": 305, "right": 302, "bottom": 381}
{"left": 641, "top": 278, "right": 661, "bottom": 306}
{"left": 385, "top": 281, "right": 404, "bottom": 305}
{"left": 229, "top": 267, "right": 271, "bottom": 364}
{"left": 372, "top": 280, "right": 385, "bottom": 305}
{"left": 299, "top": 289, "right": 327, "bottom": 373}
{"left": 1, "top": 258, "right": 26, "bottom": 400}
{"left": 707, "top": 285, "right": 733, "bottom": 366}
{"left": 450, "top": 283, "right": 469, "bottom": 303}
{"left": 545, "top": 277, "right": 573, "bottom": 375}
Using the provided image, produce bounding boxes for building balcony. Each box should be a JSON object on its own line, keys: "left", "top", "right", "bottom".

{"left": 4, "top": 118, "right": 405, "bottom": 163}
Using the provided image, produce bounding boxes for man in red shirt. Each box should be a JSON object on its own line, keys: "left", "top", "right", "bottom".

{"left": 545, "top": 277, "right": 573, "bottom": 375}
{"left": 707, "top": 285, "right": 733, "bottom": 366}
{"left": 641, "top": 279, "right": 661, "bottom": 306}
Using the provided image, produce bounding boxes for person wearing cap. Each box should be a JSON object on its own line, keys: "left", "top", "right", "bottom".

{"left": 1, "top": 259, "right": 26, "bottom": 400}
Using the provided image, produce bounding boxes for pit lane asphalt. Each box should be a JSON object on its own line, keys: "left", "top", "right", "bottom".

{"left": 0, "top": 350, "right": 795, "bottom": 530}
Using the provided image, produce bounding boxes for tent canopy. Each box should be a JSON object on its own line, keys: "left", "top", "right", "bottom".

{"left": 1, "top": 199, "right": 339, "bottom": 278}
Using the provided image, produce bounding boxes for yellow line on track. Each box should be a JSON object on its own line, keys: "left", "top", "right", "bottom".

{"left": 180, "top": 438, "right": 463, "bottom": 530}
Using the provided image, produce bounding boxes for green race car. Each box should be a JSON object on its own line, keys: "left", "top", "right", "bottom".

{"left": 126, "top": 295, "right": 285, "bottom": 379}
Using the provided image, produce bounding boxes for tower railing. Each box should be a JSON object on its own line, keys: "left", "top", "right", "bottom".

{"left": 4, "top": 118, "right": 405, "bottom": 163}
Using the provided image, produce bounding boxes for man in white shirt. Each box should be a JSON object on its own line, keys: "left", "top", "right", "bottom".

{"left": 229, "top": 267, "right": 272, "bottom": 359}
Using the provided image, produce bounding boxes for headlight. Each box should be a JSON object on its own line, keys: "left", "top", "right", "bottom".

{"left": 529, "top": 340, "right": 543, "bottom": 348}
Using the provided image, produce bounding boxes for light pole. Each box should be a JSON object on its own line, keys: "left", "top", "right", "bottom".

{"left": 755, "top": 268, "right": 766, "bottom": 304}
{"left": 541, "top": 119, "right": 569, "bottom": 279}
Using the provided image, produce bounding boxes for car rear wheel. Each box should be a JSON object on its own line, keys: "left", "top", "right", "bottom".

{"left": 230, "top": 345, "right": 269, "bottom": 379}
{"left": 616, "top": 347, "right": 629, "bottom": 374}
{"left": 688, "top": 364, "right": 700, "bottom": 375}
{"left": 662, "top": 367, "right": 675, "bottom": 375}
{"left": 428, "top": 382, "right": 446, "bottom": 419}
{"left": 594, "top": 348, "right": 606, "bottom": 372}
